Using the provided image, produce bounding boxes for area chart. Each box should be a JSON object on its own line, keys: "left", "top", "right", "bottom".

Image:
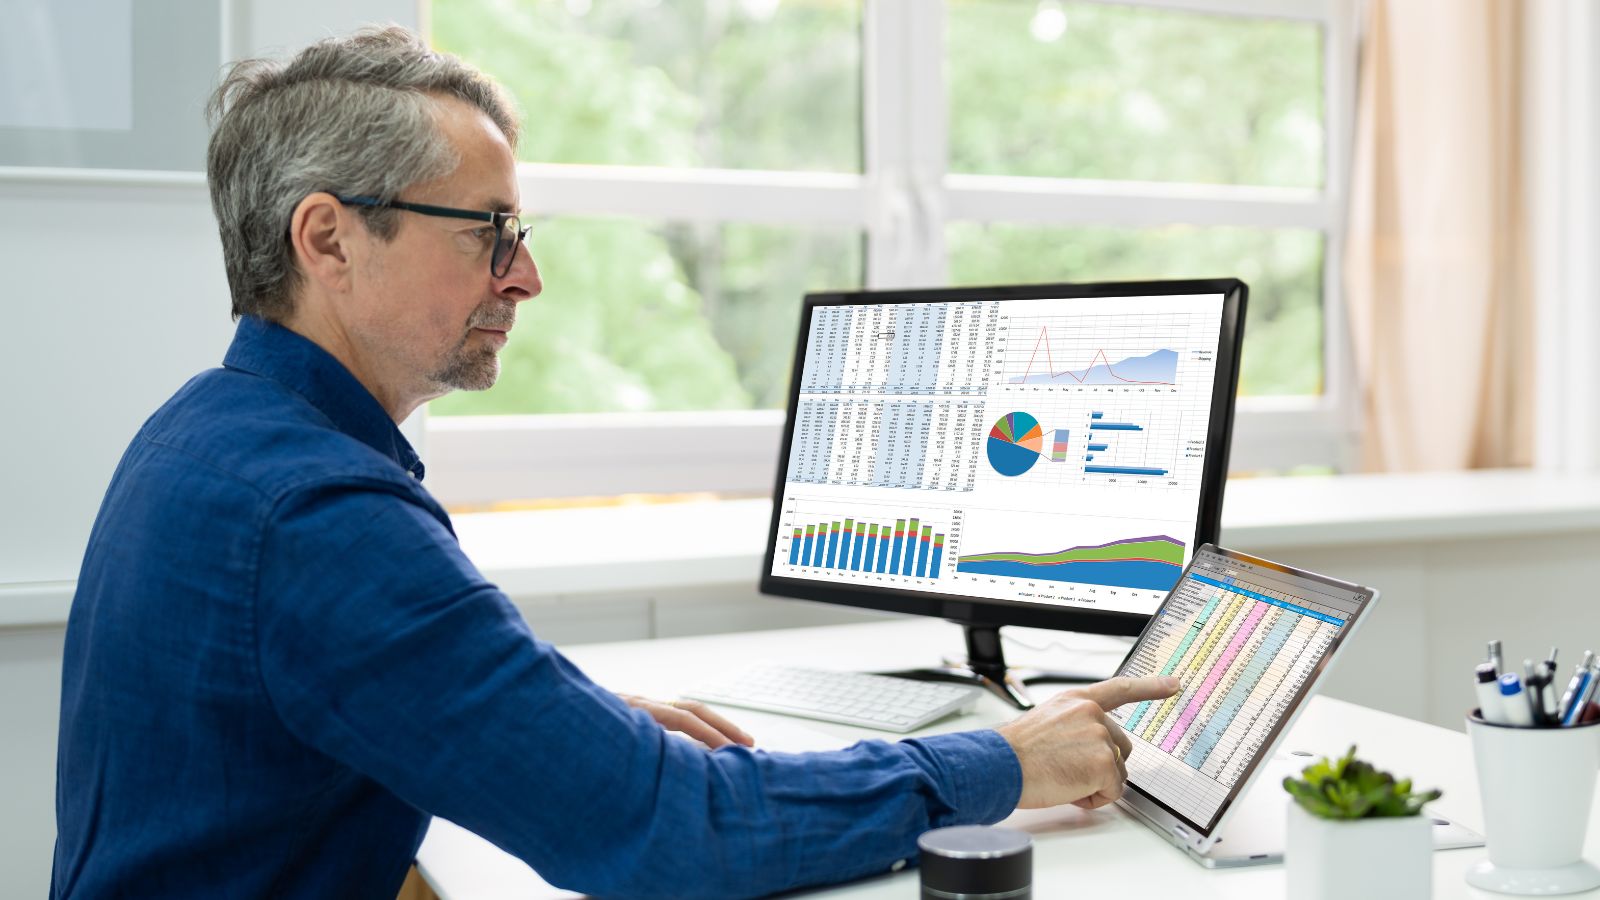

{"left": 955, "top": 535, "right": 1185, "bottom": 591}
{"left": 1010, "top": 343, "right": 1179, "bottom": 386}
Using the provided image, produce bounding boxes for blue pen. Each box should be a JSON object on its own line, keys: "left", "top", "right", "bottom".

{"left": 1563, "top": 652, "right": 1599, "bottom": 726}
{"left": 1575, "top": 661, "right": 1600, "bottom": 725}
{"left": 1500, "top": 671, "right": 1535, "bottom": 727}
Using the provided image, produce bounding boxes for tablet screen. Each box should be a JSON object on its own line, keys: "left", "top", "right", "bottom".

{"left": 1109, "top": 545, "right": 1374, "bottom": 835}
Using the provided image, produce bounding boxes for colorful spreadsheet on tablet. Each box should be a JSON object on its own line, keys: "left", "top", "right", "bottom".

{"left": 1109, "top": 548, "right": 1367, "bottom": 829}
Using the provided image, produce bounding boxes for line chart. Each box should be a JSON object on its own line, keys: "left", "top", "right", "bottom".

{"left": 1010, "top": 327, "right": 1177, "bottom": 386}
{"left": 994, "top": 311, "right": 1219, "bottom": 394}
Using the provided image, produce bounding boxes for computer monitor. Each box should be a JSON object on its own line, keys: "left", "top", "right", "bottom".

{"left": 759, "top": 279, "right": 1247, "bottom": 708}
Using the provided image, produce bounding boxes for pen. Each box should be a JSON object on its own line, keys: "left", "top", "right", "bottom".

{"left": 1523, "top": 659, "right": 1561, "bottom": 730}
{"left": 1539, "top": 661, "right": 1563, "bottom": 725}
{"left": 1475, "top": 662, "right": 1506, "bottom": 724}
{"left": 1558, "top": 651, "right": 1595, "bottom": 725}
{"left": 1500, "top": 671, "right": 1535, "bottom": 727}
{"left": 1566, "top": 657, "right": 1600, "bottom": 727}
{"left": 1487, "top": 640, "right": 1504, "bottom": 678}
{"left": 1524, "top": 660, "right": 1553, "bottom": 726}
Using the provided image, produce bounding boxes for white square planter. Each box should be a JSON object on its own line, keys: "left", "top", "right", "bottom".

{"left": 1285, "top": 802, "right": 1432, "bottom": 900}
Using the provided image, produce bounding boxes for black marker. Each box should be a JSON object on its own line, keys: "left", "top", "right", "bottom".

{"left": 1524, "top": 660, "right": 1552, "bottom": 727}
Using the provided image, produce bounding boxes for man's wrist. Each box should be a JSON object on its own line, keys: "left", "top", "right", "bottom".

{"left": 904, "top": 729, "right": 1023, "bottom": 824}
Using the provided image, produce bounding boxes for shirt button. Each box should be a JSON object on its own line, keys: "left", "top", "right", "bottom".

{"left": 890, "top": 859, "right": 906, "bottom": 872}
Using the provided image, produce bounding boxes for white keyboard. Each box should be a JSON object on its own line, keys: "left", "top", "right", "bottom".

{"left": 684, "top": 666, "right": 983, "bottom": 733}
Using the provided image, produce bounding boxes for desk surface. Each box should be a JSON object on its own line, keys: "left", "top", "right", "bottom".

{"left": 416, "top": 619, "right": 1600, "bottom": 899}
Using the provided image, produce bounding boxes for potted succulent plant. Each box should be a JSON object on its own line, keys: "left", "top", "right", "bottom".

{"left": 1282, "top": 745, "right": 1442, "bottom": 899}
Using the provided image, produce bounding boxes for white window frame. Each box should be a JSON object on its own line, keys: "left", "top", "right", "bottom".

{"left": 423, "top": 0, "right": 1360, "bottom": 507}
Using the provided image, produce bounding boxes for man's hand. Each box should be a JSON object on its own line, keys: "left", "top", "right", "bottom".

{"left": 996, "top": 675, "right": 1180, "bottom": 810}
{"left": 619, "top": 694, "right": 756, "bottom": 750}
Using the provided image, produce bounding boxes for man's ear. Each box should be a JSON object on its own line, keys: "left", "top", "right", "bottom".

{"left": 289, "top": 192, "right": 357, "bottom": 293}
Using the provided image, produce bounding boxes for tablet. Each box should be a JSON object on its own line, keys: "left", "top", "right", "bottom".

{"left": 1109, "top": 543, "right": 1377, "bottom": 858}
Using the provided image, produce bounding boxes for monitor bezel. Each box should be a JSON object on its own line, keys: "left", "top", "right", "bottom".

{"left": 758, "top": 278, "right": 1248, "bottom": 637}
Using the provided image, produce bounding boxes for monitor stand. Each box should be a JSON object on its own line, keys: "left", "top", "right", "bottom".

{"left": 876, "top": 623, "right": 1116, "bottom": 711}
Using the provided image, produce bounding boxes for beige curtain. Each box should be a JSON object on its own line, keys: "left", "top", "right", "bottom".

{"left": 1344, "top": 0, "right": 1534, "bottom": 472}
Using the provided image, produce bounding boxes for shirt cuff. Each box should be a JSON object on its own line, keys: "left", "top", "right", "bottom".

{"left": 904, "top": 729, "right": 1023, "bottom": 826}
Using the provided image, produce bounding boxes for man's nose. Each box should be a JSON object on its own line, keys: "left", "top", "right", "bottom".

{"left": 494, "top": 242, "right": 541, "bottom": 301}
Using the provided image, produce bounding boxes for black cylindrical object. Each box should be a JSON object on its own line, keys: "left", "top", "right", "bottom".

{"left": 917, "top": 825, "right": 1033, "bottom": 899}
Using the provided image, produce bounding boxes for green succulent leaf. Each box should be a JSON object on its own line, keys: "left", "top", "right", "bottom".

{"left": 1282, "top": 745, "right": 1442, "bottom": 820}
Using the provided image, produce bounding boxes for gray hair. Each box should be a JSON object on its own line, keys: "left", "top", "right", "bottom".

{"left": 205, "top": 26, "right": 519, "bottom": 321}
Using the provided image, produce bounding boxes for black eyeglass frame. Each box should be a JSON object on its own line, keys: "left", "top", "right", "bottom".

{"left": 333, "top": 194, "right": 529, "bottom": 278}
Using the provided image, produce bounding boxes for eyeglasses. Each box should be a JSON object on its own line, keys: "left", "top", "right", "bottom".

{"left": 332, "top": 194, "right": 529, "bottom": 278}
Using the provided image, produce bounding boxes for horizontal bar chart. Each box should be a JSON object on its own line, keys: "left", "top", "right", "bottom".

{"left": 1085, "top": 465, "right": 1169, "bottom": 476}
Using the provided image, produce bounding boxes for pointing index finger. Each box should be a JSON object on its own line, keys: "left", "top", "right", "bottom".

{"left": 1071, "top": 675, "right": 1181, "bottom": 711}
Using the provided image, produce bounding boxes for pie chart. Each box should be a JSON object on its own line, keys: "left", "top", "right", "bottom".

{"left": 987, "top": 411, "right": 1044, "bottom": 477}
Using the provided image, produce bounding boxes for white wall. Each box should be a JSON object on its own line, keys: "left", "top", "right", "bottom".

{"left": 0, "top": 177, "right": 232, "bottom": 586}
{"left": 0, "top": 1, "right": 418, "bottom": 592}
{"left": 0, "top": 2, "right": 418, "bottom": 894}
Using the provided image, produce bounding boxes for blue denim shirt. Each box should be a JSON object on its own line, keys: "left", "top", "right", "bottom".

{"left": 52, "top": 316, "right": 1021, "bottom": 899}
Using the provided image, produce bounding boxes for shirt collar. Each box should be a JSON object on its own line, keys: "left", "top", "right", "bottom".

{"left": 222, "top": 316, "right": 425, "bottom": 481}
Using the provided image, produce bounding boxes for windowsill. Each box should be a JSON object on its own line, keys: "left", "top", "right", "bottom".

{"left": 9, "top": 470, "right": 1600, "bottom": 630}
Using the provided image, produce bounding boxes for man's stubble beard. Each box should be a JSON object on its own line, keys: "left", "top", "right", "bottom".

{"left": 430, "top": 339, "right": 501, "bottom": 392}
{"left": 429, "top": 301, "right": 515, "bottom": 392}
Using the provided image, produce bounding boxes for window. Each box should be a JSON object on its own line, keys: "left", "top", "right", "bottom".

{"left": 424, "top": 0, "right": 1355, "bottom": 506}
{"left": 427, "top": 218, "right": 864, "bottom": 416}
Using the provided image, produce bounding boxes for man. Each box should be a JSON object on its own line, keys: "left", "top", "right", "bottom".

{"left": 52, "top": 27, "right": 1178, "bottom": 899}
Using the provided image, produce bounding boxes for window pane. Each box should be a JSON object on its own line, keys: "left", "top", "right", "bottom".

{"left": 947, "top": 1, "right": 1324, "bottom": 187}
{"left": 946, "top": 224, "right": 1324, "bottom": 397}
{"left": 430, "top": 219, "right": 864, "bottom": 416}
{"left": 430, "top": 0, "right": 863, "bottom": 172}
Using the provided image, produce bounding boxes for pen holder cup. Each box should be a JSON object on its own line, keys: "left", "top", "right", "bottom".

{"left": 1465, "top": 711, "right": 1600, "bottom": 895}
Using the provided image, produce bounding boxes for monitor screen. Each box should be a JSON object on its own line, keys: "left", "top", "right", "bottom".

{"left": 761, "top": 280, "right": 1246, "bottom": 636}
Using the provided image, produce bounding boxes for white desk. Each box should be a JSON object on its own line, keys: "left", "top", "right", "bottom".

{"left": 415, "top": 619, "right": 1600, "bottom": 899}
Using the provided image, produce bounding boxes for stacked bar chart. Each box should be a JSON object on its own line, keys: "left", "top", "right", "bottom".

{"left": 1110, "top": 564, "right": 1346, "bottom": 826}
{"left": 1050, "top": 430, "right": 1069, "bottom": 462}
{"left": 789, "top": 514, "right": 948, "bottom": 579}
